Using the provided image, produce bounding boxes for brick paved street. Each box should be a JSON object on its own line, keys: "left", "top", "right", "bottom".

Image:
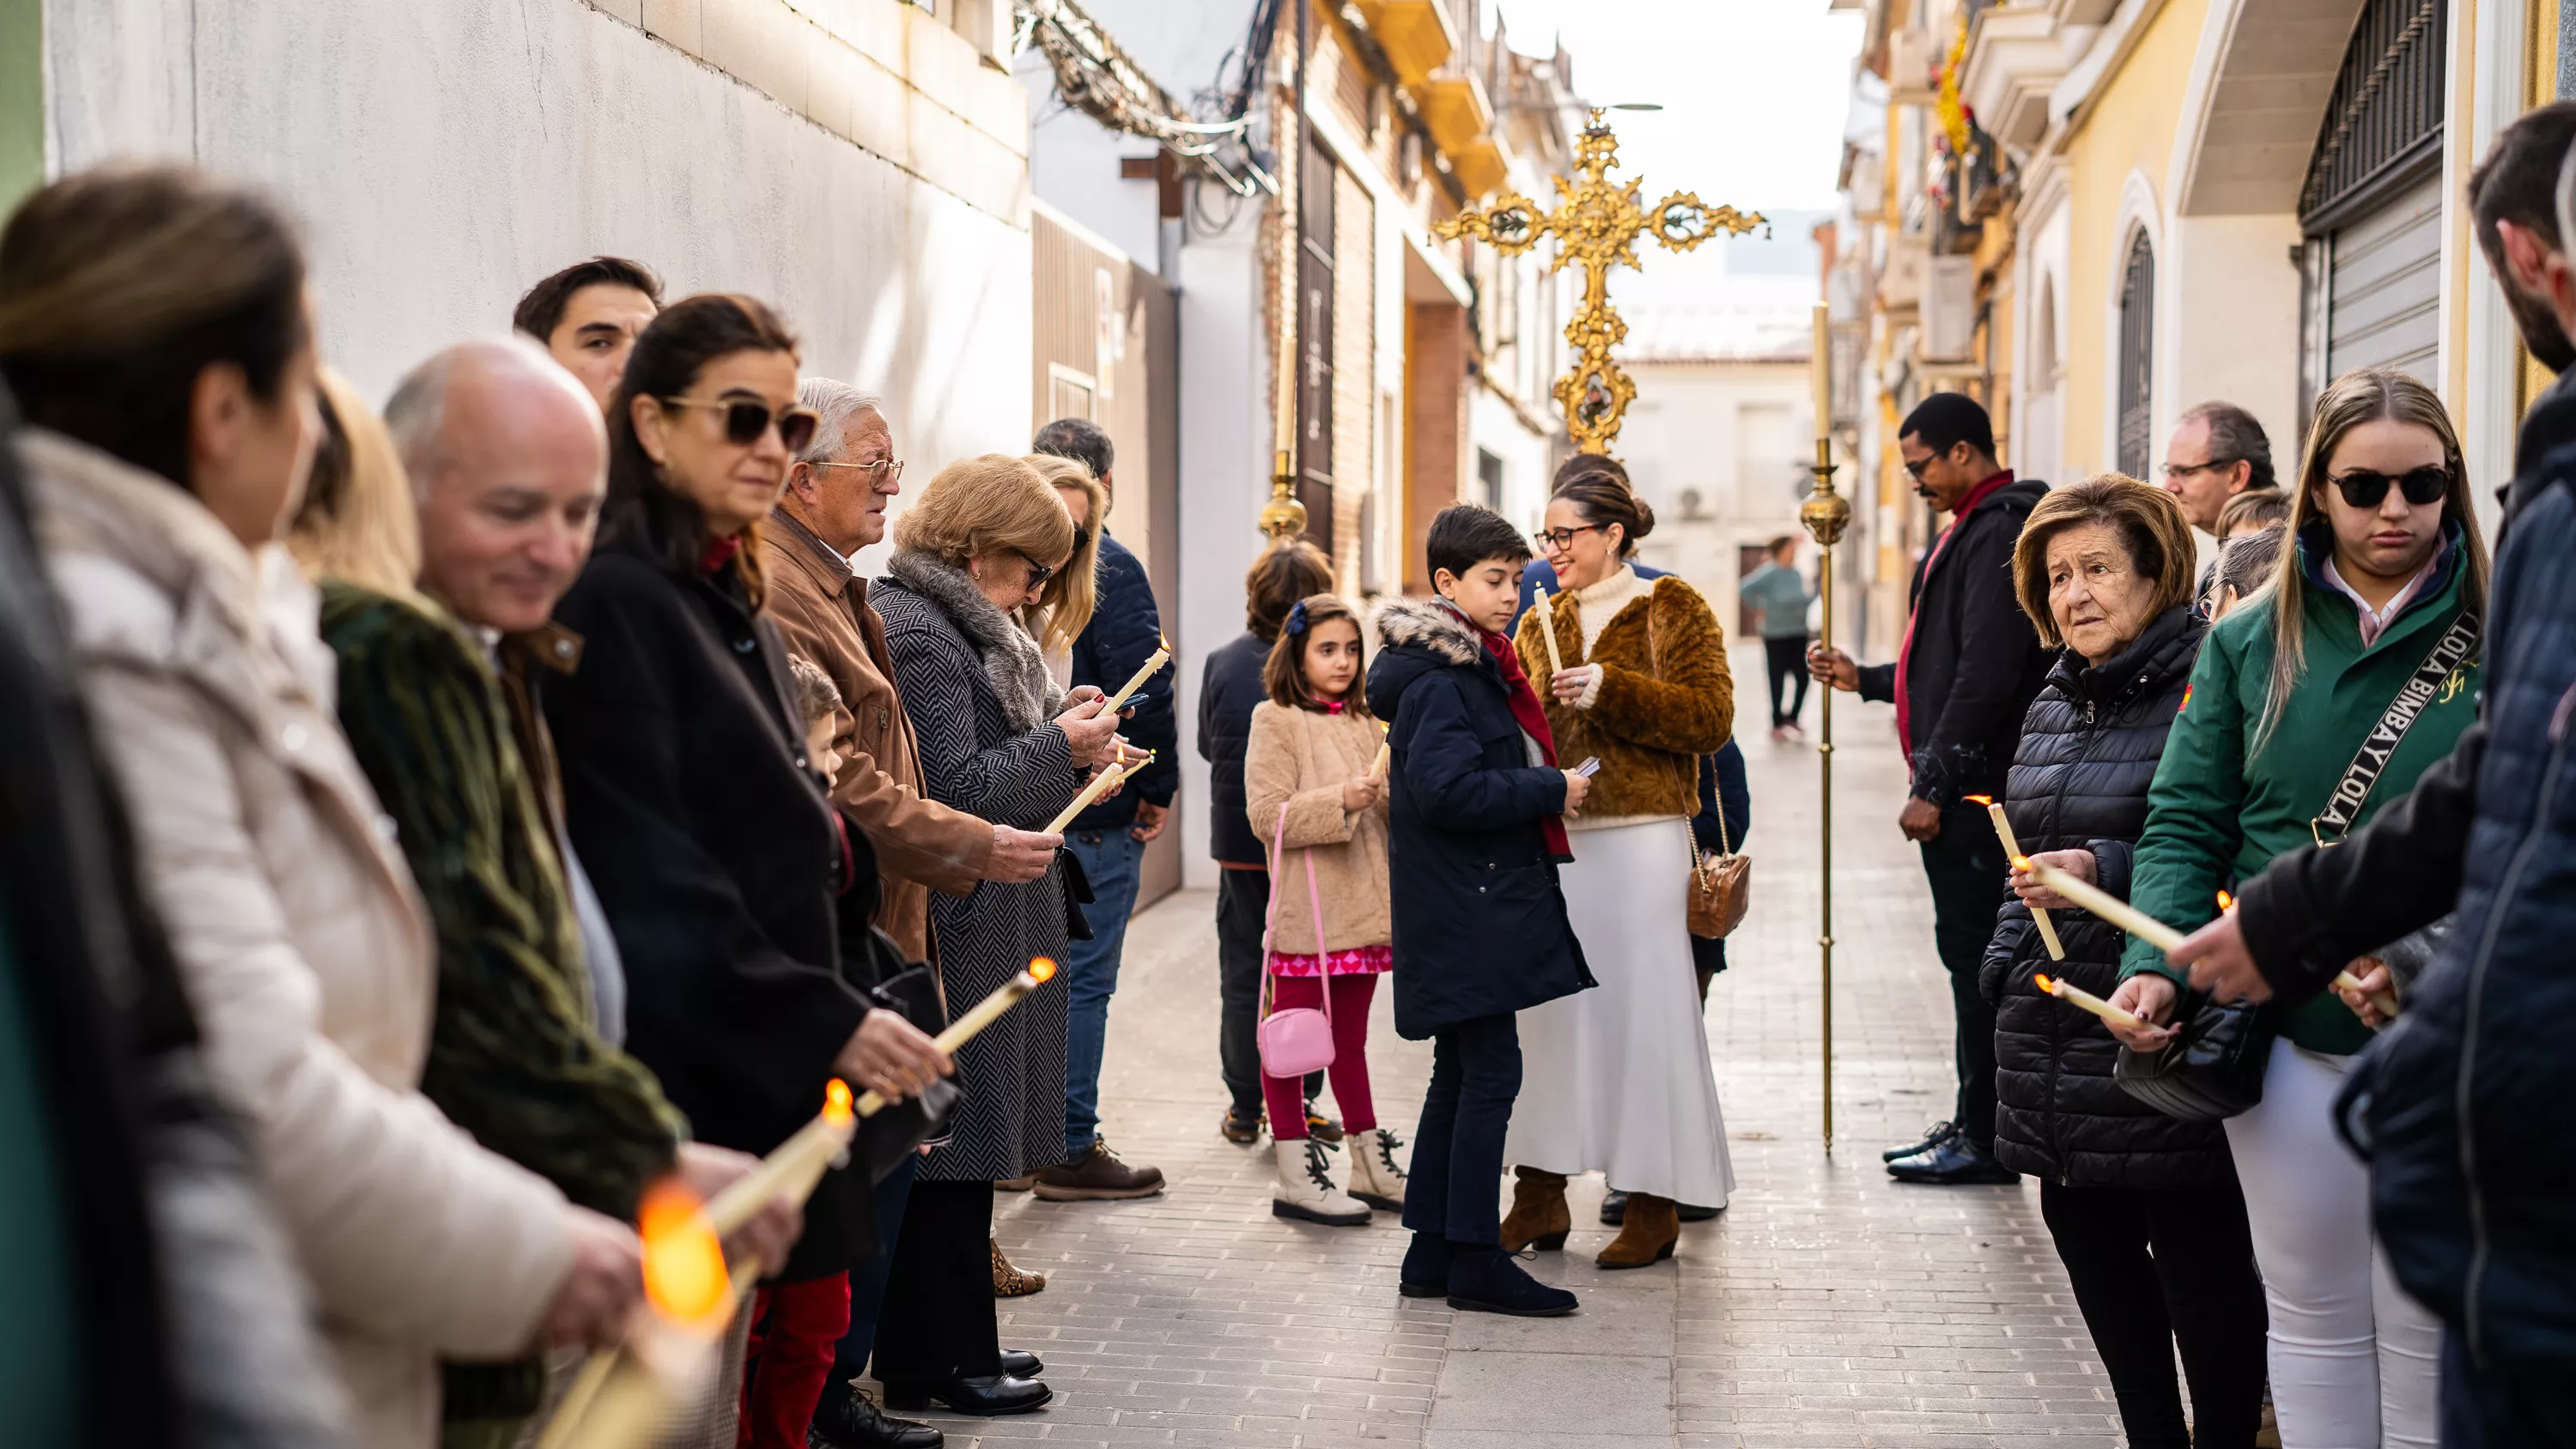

{"left": 886, "top": 654, "right": 2132, "bottom": 1447}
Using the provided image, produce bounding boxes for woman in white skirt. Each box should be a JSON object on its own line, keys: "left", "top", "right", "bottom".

{"left": 1504, "top": 474, "right": 1737, "bottom": 1267}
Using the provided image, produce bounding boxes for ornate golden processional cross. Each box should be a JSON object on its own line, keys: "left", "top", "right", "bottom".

{"left": 1437, "top": 112, "right": 1765, "bottom": 455}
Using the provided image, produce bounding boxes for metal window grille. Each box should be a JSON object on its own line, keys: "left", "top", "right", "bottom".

{"left": 2298, "top": 0, "right": 2446, "bottom": 227}
{"left": 2116, "top": 233, "right": 2156, "bottom": 480}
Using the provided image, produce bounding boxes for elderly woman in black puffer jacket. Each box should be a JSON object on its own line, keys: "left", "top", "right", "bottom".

{"left": 1978, "top": 477, "right": 2264, "bottom": 1449}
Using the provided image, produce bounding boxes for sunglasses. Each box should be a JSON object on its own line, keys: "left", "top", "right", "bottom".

{"left": 1531, "top": 523, "right": 1606, "bottom": 550}
{"left": 660, "top": 394, "right": 821, "bottom": 454}
{"left": 1017, "top": 549, "right": 1058, "bottom": 588}
{"left": 2326, "top": 465, "right": 2451, "bottom": 510}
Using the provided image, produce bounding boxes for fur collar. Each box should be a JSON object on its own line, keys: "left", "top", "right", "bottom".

{"left": 885, "top": 549, "right": 1062, "bottom": 731}
{"left": 1373, "top": 595, "right": 1484, "bottom": 666}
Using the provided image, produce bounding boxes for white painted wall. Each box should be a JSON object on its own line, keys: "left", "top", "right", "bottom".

{"left": 45, "top": 0, "right": 1034, "bottom": 487}
{"left": 1618, "top": 361, "right": 1814, "bottom": 622}
{"left": 1172, "top": 209, "right": 1276, "bottom": 888}
{"left": 2165, "top": 213, "right": 2304, "bottom": 465}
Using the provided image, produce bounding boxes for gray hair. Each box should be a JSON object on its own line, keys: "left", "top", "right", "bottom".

{"left": 2178, "top": 400, "right": 2275, "bottom": 492}
{"left": 386, "top": 334, "right": 592, "bottom": 492}
{"left": 796, "top": 377, "right": 888, "bottom": 465}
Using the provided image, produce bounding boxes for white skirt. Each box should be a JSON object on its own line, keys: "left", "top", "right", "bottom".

{"left": 1504, "top": 816, "right": 1735, "bottom": 1207}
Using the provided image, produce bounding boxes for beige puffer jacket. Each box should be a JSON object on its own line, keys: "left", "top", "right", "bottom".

{"left": 1242, "top": 700, "right": 1392, "bottom": 955}
{"left": 26, "top": 430, "right": 572, "bottom": 1449}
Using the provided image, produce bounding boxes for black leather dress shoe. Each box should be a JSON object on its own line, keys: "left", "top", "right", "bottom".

{"left": 810, "top": 1379, "right": 943, "bottom": 1449}
{"left": 999, "top": 1349, "right": 1044, "bottom": 1379}
{"left": 878, "top": 1373, "right": 1052, "bottom": 1416}
{"left": 1886, "top": 1133, "right": 2019, "bottom": 1185}
{"left": 1884, "top": 1119, "right": 1957, "bottom": 1162}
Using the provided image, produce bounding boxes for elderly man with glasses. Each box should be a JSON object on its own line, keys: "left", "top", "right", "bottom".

{"left": 762, "top": 380, "right": 1064, "bottom": 1449}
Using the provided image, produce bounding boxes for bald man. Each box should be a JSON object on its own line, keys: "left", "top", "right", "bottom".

{"left": 325, "top": 339, "right": 817, "bottom": 1446}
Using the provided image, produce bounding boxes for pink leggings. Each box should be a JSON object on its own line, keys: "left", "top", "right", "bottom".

{"left": 1261, "top": 972, "right": 1379, "bottom": 1138}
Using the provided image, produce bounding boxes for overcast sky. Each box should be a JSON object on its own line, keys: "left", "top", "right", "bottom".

{"left": 1487, "top": 0, "right": 1862, "bottom": 306}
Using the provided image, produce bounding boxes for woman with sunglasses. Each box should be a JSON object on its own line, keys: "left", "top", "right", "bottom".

{"left": 543, "top": 294, "right": 958, "bottom": 1443}
{"left": 867, "top": 454, "right": 1124, "bottom": 1416}
{"left": 2109, "top": 367, "right": 2488, "bottom": 1448}
{"left": 1498, "top": 473, "right": 1736, "bottom": 1270}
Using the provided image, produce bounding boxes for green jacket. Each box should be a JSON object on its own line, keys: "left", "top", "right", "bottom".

{"left": 320, "top": 584, "right": 688, "bottom": 1420}
{"left": 2122, "top": 530, "right": 2481, "bottom": 1054}
{"left": 1738, "top": 561, "right": 1813, "bottom": 639}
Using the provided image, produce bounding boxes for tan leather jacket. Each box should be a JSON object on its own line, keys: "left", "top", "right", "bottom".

{"left": 759, "top": 510, "right": 991, "bottom": 961}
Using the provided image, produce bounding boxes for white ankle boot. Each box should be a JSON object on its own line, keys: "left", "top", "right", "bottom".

{"left": 1272, "top": 1138, "right": 1371, "bottom": 1225}
{"left": 1346, "top": 1128, "right": 1407, "bottom": 1210}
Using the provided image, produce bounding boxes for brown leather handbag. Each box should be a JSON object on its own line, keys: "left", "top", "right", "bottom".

{"left": 1686, "top": 785, "right": 1750, "bottom": 938}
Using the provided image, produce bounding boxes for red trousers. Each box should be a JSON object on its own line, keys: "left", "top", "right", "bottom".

{"left": 736, "top": 1272, "right": 849, "bottom": 1449}
{"left": 1261, "top": 972, "right": 1379, "bottom": 1137}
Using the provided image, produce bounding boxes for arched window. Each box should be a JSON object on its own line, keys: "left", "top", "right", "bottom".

{"left": 2116, "top": 233, "right": 2155, "bottom": 480}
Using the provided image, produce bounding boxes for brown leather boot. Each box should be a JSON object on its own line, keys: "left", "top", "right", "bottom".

{"left": 1595, "top": 1191, "right": 1679, "bottom": 1269}
{"left": 1498, "top": 1167, "right": 1571, "bottom": 1252}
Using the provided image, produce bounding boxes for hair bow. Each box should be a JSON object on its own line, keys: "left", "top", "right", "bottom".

{"left": 1284, "top": 599, "right": 1309, "bottom": 636}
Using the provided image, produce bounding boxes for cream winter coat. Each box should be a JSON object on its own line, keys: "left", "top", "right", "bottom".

{"left": 1242, "top": 701, "right": 1392, "bottom": 955}
{"left": 26, "top": 430, "right": 572, "bottom": 1449}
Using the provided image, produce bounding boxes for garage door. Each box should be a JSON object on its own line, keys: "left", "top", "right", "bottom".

{"left": 2322, "top": 169, "right": 2443, "bottom": 387}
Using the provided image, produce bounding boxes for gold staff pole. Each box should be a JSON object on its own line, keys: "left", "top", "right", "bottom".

{"left": 1799, "top": 301, "right": 1851, "bottom": 1154}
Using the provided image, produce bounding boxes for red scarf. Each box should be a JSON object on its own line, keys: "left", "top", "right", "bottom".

{"left": 1453, "top": 603, "right": 1571, "bottom": 859}
{"left": 1894, "top": 470, "right": 2014, "bottom": 763}
{"left": 698, "top": 533, "right": 744, "bottom": 576}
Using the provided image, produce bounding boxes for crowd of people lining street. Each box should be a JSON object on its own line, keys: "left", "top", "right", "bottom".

{"left": 18, "top": 98, "right": 2576, "bottom": 1449}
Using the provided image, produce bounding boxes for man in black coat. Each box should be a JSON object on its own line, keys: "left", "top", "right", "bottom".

{"left": 1197, "top": 541, "right": 1335, "bottom": 1143}
{"left": 2179, "top": 102, "right": 2576, "bottom": 1000}
{"left": 1029, "top": 418, "right": 1173, "bottom": 1199}
{"left": 1811, "top": 391, "right": 2049, "bottom": 1184}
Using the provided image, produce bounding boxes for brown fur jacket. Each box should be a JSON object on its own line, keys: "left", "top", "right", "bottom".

{"left": 1513, "top": 573, "right": 1734, "bottom": 819}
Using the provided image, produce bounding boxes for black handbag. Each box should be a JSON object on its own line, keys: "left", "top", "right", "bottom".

{"left": 2113, "top": 991, "right": 2278, "bottom": 1121}
{"left": 2113, "top": 609, "right": 2479, "bottom": 1122}
{"left": 848, "top": 938, "right": 962, "bottom": 1184}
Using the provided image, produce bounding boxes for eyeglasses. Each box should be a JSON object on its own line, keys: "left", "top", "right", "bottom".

{"left": 812, "top": 457, "right": 907, "bottom": 487}
{"left": 1531, "top": 523, "right": 1607, "bottom": 550}
{"left": 2327, "top": 465, "right": 2451, "bottom": 510}
{"left": 659, "top": 395, "right": 821, "bottom": 454}
{"left": 2161, "top": 459, "right": 2234, "bottom": 481}
{"left": 1017, "top": 549, "right": 1059, "bottom": 588}
{"left": 1902, "top": 455, "right": 1935, "bottom": 480}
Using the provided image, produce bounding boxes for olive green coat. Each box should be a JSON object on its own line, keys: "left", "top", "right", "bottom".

{"left": 2121, "top": 530, "right": 2480, "bottom": 1054}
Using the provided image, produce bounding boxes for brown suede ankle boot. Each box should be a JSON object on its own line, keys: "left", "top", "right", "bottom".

{"left": 1595, "top": 1191, "right": 1679, "bottom": 1269}
{"left": 1498, "top": 1167, "right": 1571, "bottom": 1252}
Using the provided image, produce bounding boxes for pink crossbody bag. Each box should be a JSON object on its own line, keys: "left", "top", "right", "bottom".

{"left": 1256, "top": 801, "right": 1336, "bottom": 1077}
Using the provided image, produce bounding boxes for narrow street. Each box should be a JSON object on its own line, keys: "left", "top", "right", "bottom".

{"left": 896, "top": 651, "right": 2127, "bottom": 1447}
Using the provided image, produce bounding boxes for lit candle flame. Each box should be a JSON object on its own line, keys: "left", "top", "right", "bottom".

{"left": 2012, "top": 855, "right": 2032, "bottom": 872}
{"left": 823, "top": 1078, "right": 854, "bottom": 1127}
{"left": 637, "top": 1182, "right": 730, "bottom": 1325}
{"left": 1029, "top": 956, "right": 1059, "bottom": 984}
{"left": 2216, "top": 890, "right": 2234, "bottom": 911}
{"left": 2034, "top": 973, "right": 2057, "bottom": 994}
{"left": 1964, "top": 794, "right": 1992, "bottom": 805}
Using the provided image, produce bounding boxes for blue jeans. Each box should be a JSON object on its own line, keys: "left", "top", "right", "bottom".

{"left": 830, "top": 1154, "right": 915, "bottom": 1379}
{"left": 1063, "top": 828, "right": 1144, "bottom": 1161}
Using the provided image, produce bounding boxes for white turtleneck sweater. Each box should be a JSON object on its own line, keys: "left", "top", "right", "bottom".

{"left": 1569, "top": 564, "right": 1650, "bottom": 658}
{"left": 1558, "top": 564, "right": 1678, "bottom": 833}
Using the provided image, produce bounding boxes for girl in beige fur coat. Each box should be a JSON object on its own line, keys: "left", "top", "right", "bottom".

{"left": 1242, "top": 595, "right": 1406, "bottom": 1225}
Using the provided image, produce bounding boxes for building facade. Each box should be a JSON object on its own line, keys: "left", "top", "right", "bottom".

{"left": 1022, "top": 0, "right": 1583, "bottom": 885}
{"left": 1834, "top": 0, "right": 2568, "bottom": 645}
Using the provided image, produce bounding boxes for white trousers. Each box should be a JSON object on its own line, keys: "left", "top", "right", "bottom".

{"left": 2223, "top": 1040, "right": 2440, "bottom": 1449}
{"left": 1506, "top": 817, "right": 1734, "bottom": 1207}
